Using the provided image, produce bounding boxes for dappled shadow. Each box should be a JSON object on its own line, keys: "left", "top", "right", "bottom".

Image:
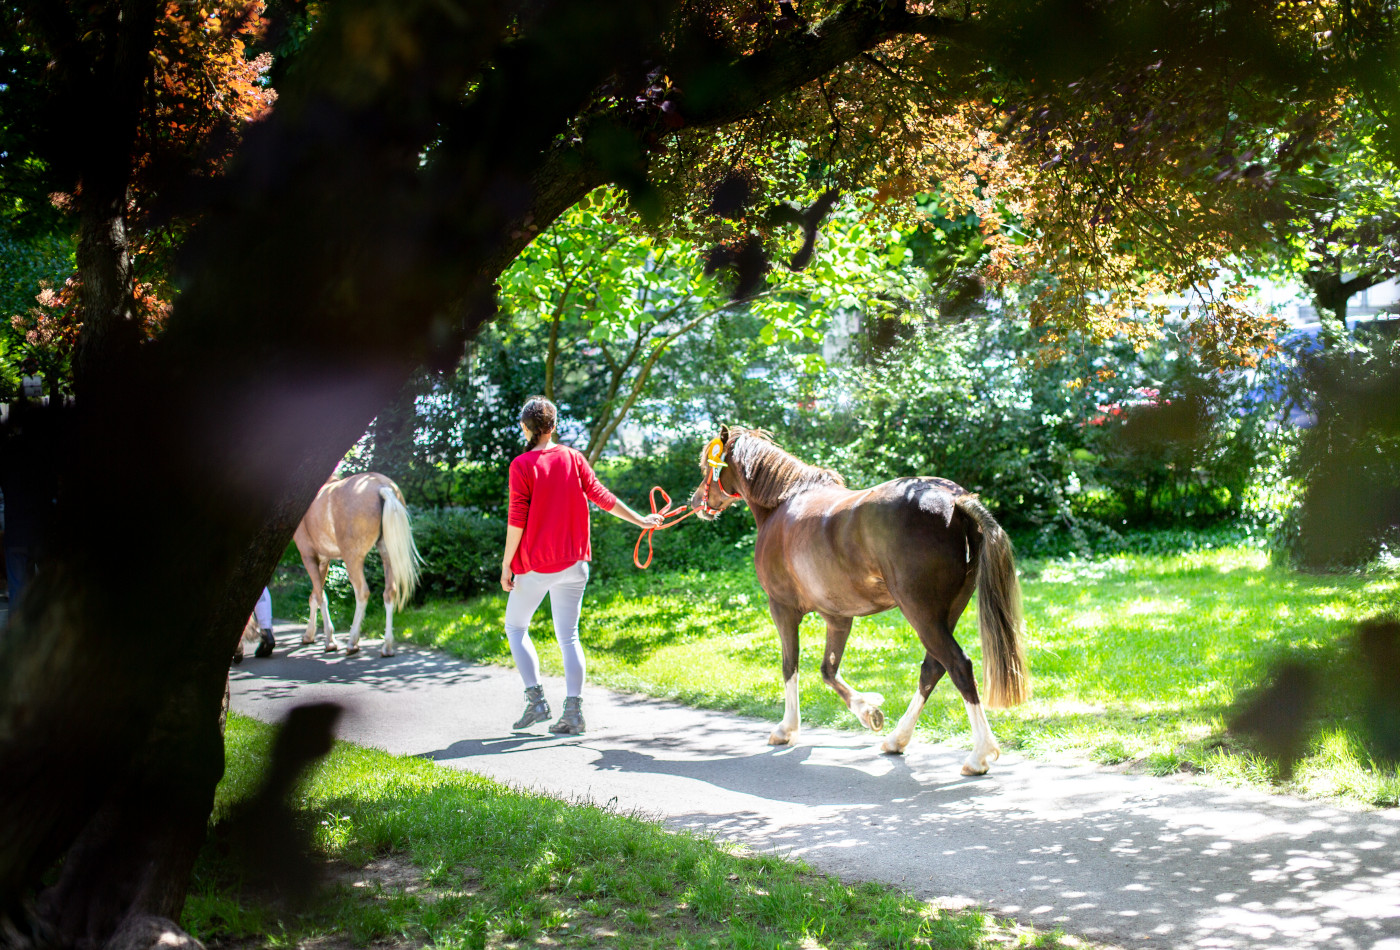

{"left": 229, "top": 621, "right": 487, "bottom": 698}
{"left": 652, "top": 756, "right": 1400, "bottom": 950}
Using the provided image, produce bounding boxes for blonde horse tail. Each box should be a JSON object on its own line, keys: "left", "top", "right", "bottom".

{"left": 379, "top": 485, "right": 423, "bottom": 610}
{"left": 954, "top": 494, "right": 1030, "bottom": 708}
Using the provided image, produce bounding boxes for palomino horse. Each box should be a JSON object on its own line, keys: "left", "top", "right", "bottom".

{"left": 688, "top": 426, "right": 1029, "bottom": 776}
{"left": 295, "top": 472, "right": 422, "bottom": 657}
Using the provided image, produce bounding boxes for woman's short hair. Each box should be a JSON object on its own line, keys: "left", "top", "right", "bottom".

{"left": 520, "top": 396, "right": 558, "bottom": 450}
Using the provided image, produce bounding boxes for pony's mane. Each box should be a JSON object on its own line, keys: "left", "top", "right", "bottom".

{"left": 724, "top": 428, "right": 845, "bottom": 507}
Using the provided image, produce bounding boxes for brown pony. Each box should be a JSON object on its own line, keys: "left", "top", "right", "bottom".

{"left": 689, "top": 426, "right": 1029, "bottom": 775}
{"left": 295, "top": 472, "right": 422, "bottom": 657}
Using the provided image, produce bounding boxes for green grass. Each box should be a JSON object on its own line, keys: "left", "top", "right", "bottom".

{"left": 187, "top": 714, "right": 1068, "bottom": 949}
{"left": 345, "top": 545, "right": 1400, "bottom": 807}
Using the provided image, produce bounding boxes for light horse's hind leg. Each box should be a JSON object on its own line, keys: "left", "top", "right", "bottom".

{"left": 768, "top": 600, "right": 804, "bottom": 745}
{"left": 300, "top": 551, "right": 340, "bottom": 651}
{"left": 343, "top": 550, "right": 372, "bottom": 656}
{"left": 817, "top": 613, "right": 885, "bottom": 732}
{"left": 378, "top": 537, "right": 396, "bottom": 657}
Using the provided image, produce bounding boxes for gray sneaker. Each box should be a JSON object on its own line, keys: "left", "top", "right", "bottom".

{"left": 549, "top": 696, "right": 585, "bottom": 735}
{"left": 513, "top": 685, "right": 551, "bottom": 730}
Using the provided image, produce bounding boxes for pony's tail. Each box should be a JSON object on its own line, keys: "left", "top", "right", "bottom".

{"left": 379, "top": 485, "right": 423, "bottom": 609}
{"left": 955, "top": 495, "right": 1030, "bottom": 708}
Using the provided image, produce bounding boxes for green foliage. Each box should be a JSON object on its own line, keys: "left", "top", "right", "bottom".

{"left": 1088, "top": 362, "right": 1287, "bottom": 527}
{"left": 0, "top": 226, "right": 74, "bottom": 398}
{"left": 411, "top": 507, "right": 508, "bottom": 601}
{"left": 711, "top": 315, "right": 1291, "bottom": 548}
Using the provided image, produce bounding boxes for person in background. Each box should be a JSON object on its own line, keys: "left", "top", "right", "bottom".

{"left": 0, "top": 397, "right": 58, "bottom": 617}
{"left": 252, "top": 586, "right": 276, "bottom": 657}
{"left": 501, "top": 396, "right": 662, "bottom": 735}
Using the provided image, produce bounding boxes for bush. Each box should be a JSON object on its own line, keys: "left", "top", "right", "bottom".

{"left": 410, "top": 506, "right": 508, "bottom": 600}
{"left": 1087, "top": 367, "right": 1288, "bottom": 526}
{"left": 589, "top": 447, "right": 756, "bottom": 578}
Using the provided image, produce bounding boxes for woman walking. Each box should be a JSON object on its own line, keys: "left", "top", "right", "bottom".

{"left": 501, "top": 396, "right": 662, "bottom": 735}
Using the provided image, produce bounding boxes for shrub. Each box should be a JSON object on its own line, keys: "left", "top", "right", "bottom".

{"left": 589, "top": 447, "right": 756, "bottom": 578}
{"left": 410, "top": 506, "right": 508, "bottom": 600}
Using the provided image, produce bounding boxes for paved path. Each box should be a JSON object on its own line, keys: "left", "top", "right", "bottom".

{"left": 230, "top": 626, "right": 1400, "bottom": 950}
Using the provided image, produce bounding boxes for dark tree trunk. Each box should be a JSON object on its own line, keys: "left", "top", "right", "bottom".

{"left": 364, "top": 377, "right": 429, "bottom": 493}
{"left": 1304, "top": 266, "right": 1386, "bottom": 344}
{"left": 73, "top": 195, "right": 141, "bottom": 397}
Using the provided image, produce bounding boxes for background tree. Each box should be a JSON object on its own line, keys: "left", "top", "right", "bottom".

{"left": 1259, "top": 104, "right": 1400, "bottom": 337}
{"left": 0, "top": 0, "right": 275, "bottom": 394}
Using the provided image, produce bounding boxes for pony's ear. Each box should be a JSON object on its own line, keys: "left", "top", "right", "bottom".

{"left": 718, "top": 423, "right": 730, "bottom": 445}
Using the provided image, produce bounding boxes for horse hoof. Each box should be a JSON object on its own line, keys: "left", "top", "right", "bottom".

{"left": 301, "top": 636, "right": 316, "bottom": 646}
{"left": 768, "top": 730, "right": 794, "bottom": 746}
{"left": 380, "top": 648, "right": 395, "bottom": 658}
{"left": 880, "top": 738, "right": 904, "bottom": 755}
{"left": 346, "top": 645, "right": 360, "bottom": 656}
{"left": 960, "top": 762, "right": 989, "bottom": 776}
{"left": 866, "top": 708, "right": 885, "bottom": 731}
{"left": 324, "top": 643, "right": 339, "bottom": 653}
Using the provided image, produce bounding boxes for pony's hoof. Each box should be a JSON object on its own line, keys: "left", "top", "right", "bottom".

{"left": 880, "top": 736, "right": 904, "bottom": 755}
{"left": 960, "top": 762, "right": 990, "bottom": 776}
{"left": 324, "top": 643, "right": 339, "bottom": 653}
{"left": 380, "top": 648, "right": 395, "bottom": 658}
{"left": 346, "top": 645, "right": 360, "bottom": 656}
{"left": 865, "top": 708, "right": 885, "bottom": 731}
{"left": 768, "top": 729, "right": 794, "bottom": 746}
{"left": 301, "top": 636, "right": 316, "bottom": 646}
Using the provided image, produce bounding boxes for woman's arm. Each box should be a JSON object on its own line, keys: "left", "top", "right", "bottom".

{"left": 501, "top": 524, "right": 524, "bottom": 591}
{"left": 604, "top": 498, "right": 664, "bottom": 529}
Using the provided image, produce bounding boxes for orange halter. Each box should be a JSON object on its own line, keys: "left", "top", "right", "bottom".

{"left": 632, "top": 436, "right": 743, "bottom": 569}
{"left": 695, "top": 435, "right": 743, "bottom": 517}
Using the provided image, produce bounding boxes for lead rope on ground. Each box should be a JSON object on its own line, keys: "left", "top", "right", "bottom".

{"left": 634, "top": 486, "right": 695, "bottom": 569}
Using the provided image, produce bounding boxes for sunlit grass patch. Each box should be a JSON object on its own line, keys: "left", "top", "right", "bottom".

{"left": 380, "top": 543, "right": 1400, "bottom": 806}
{"left": 189, "top": 715, "right": 1072, "bottom": 949}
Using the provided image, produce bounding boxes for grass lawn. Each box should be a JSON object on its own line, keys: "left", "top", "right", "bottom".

{"left": 349, "top": 545, "right": 1400, "bottom": 807}
{"left": 188, "top": 714, "right": 1069, "bottom": 949}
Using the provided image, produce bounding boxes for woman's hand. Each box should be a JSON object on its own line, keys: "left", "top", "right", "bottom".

{"left": 500, "top": 565, "right": 515, "bottom": 592}
{"left": 640, "top": 512, "right": 665, "bottom": 529}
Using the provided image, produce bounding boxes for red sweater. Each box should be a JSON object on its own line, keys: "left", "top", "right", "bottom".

{"left": 507, "top": 445, "right": 617, "bottom": 575}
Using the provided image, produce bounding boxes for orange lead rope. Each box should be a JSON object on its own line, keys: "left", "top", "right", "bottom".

{"left": 633, "top": 486, "right": 696, "bottom": 569}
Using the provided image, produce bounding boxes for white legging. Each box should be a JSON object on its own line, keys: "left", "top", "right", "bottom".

{"left": 254, "top": 587, "right": 272, "bottom": 629}
{"left": 504, "top": 560, "right": 590, "bottom": 697}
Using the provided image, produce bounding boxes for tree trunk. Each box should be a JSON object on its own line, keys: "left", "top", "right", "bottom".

{"left": 1304, "top": 266, "right": 1385, "bottom": 344}
{"left": 72, "top": 195, "right": 140, "bottom": 397}
{"left": 367, "top": 377, "right": 426, "bottom": 486}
